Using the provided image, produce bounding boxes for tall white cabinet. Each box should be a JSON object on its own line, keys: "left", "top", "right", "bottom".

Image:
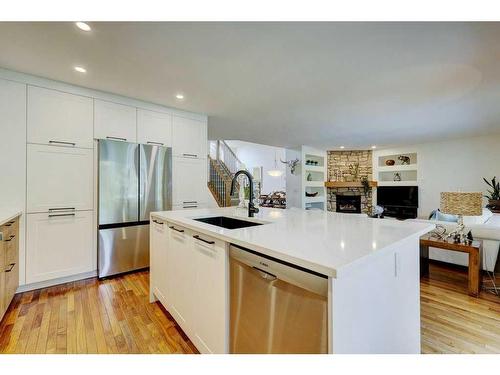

{"left": 172, "top": 115, "right": 208, "bottom": 209}
{"left": 25, "top": 87, "right": 95, "bottom": 284}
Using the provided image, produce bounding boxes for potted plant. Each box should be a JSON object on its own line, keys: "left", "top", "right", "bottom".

{"left": 483, "top": 177, "right": 500, "bottom": 213}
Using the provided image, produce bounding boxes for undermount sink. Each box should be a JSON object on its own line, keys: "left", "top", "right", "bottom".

{"left": 193, "top": 216, "right": 264, "bottom": 229}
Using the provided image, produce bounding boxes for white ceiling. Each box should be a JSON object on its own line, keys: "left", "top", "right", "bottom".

{"left": 1, "top": 22, "right": 500, "bottom": 149}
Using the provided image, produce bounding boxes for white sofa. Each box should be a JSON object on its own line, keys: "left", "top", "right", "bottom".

{"left": 409, "top": 210, "right": 500, "bottom": 272}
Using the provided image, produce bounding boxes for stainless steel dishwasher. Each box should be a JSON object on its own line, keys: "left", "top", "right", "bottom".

{"left": 229, "top": 244, "right": 328, "bottom": 354}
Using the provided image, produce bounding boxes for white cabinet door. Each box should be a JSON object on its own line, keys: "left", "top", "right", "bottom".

{"left": 26, "top": 210, "right": 93, "bottom": 283}
{"left": 172, "top": 116, "right": 207, "bottom": 158}
{"left": 165, "top": 224, "right": 195, "bottom": 331}
{"left": 137, "top": 109, "right": 172, "bottom": 146}
{"left": 94, "top": 99, "right": 137, "bottom": 142}
{"left": 172, "top": 157, "right": 207, "bottom": 207}
{"left": 192, "top": 232, "right": 227, "bottom": 354}
{"left": 150, "top": 216, "right": 169, "bottom": 305}
{"left": 27, "top": 144, "right": 93, "bottom": 213}
{"left": 27, "top": 86, "right": 93, "bottom": 148}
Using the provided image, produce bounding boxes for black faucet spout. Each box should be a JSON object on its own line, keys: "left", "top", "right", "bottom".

{"left": 230, "top": 170, "right": 259, "bottom": 217}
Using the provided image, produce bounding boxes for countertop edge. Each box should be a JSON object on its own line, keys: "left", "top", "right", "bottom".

{"left": 0, "top": 210, "right": 22, "bottom": 227}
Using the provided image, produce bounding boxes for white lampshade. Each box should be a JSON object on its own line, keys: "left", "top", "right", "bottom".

{"left": 267, "top": 169, "right": 283, "bottom": 177}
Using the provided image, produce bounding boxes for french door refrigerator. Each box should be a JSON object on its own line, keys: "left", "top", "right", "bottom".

{"left": 98, "top": 139, "right": 172, "bottom": 278}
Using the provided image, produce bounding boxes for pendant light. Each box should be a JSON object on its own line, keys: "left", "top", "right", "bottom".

{"left": 267, "top": 150, "right": 283, "bottom": 177}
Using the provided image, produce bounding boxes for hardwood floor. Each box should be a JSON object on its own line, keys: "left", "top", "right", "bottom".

{"left": 0, "top": 271, "right": 197, "bottom": 354}
{"left": 0, "top": 263, "right": 498, "bottom": 354}
{"left": 420, "top": 262, "right": 500, "bottom": 354}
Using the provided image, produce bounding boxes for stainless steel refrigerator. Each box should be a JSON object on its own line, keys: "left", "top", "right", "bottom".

{"left": 98, "top": 139, "right": 172, "bottom": 278}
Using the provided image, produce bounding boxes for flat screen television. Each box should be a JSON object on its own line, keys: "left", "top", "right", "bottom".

{"left": 377, "top": 186, "right": 418, "bottom": 208}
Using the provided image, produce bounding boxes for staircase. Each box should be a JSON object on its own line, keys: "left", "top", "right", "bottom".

{"left": 207, "top": 140, "right": 245, "bottom": 207}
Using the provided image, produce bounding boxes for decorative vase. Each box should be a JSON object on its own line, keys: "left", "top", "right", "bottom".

{"left": 393, "top": 172, "right": 401, "bottom": 182}
{"left": 385, "top": 159, "right": 395, "bottom": 166}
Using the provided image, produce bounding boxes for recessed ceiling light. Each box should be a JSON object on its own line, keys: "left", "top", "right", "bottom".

{"left": 75, "top": 22, "right": 91, "bottom": 32}
{"left": 74, "top": 66, "right": 87, "bottom": 73}
{"left": 340, "top": 146, "right": 345, "bottom": 149}
{"left": 175, "top": 94, "right": 184, "bottom": 100}
{"left": 371, "top": 145, "right": 377, "bottom": 149}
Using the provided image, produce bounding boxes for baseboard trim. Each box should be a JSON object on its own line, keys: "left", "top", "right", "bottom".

{"left": 16, "top": 270, "right": 98, "bottom": 293}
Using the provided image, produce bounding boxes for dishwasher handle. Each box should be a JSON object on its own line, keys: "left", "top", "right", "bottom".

{"left": 252, "top": 266, "right": 277, "bottom": 281}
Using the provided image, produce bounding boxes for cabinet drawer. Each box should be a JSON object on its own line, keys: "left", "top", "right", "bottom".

{"left": 4, "top": 259, "right": 19, "bottom": 310}
{"left": 26, "top": 210, "right": 94, "bottom": 283}
{"left": 27, "top": 144, "right": 93, "bottom": 213}
{"left": 94, "top": 99, "right": 137, "bottom": 142}
{"left": 27, "top": 86, "right": 93, "bottom": 148}
{"left": 5, "top": 232, "right": 17, "bottom": 266}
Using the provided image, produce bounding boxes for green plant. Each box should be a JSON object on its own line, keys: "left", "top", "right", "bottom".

{"left": 483, "top": 176, "right": 500, "bottom": 200}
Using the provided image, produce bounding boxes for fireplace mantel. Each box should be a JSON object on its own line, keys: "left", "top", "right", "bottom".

{"left": 325, "top": 181, "right": 378, "bottom": 188}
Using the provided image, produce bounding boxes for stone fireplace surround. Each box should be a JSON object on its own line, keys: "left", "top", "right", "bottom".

{"left": 327, "top": 150, "right": 373, "bottom": 214}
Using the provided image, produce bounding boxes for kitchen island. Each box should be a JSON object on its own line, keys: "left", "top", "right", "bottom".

{"left": 150, "top": 207, "right": 434, "bottom": 354}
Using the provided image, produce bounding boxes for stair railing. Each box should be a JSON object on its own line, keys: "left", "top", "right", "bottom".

{"left": 208, "top": 156, "right": 233, "bottom": 207}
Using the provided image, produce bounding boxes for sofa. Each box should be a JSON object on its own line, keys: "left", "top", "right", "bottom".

{"left": 409, "top": 209, "right": 500, "bottom": 272}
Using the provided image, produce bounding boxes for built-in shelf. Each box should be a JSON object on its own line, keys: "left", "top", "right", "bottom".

{"left": 305, "top": 181, "right": 325, "bottom": 187}
{"left": 304, "top": 165, "right": 325, "bottom": 173}
{"left": 377, "top": 164, "right": 417, "bottom": 172}
{"left": 304, "top": 196, "right": 325, "bottom": 203}
{"left": 325, "top": 181, "right": 378, "bottom": 188}
{"left": 375, "top": 152, "right": 418, "bottom": 187}
{"left": 377, "top": 180, "right": 418, "bottom": 187}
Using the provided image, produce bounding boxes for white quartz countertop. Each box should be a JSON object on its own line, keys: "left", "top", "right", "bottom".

{"left": 0, "top": 209, "right": 22, "bottom": 227}
{"left": 152, "top": 207, "right": 434, "bottom": 278}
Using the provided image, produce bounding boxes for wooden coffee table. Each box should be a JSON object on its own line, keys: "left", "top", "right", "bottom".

{"left": 420, "top": 235, "right": 483, "bottom": 297}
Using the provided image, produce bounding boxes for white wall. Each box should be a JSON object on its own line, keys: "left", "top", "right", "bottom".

{"left": 226, "top": 140, "right": 286, "bottom": 195}
{"left": 373, "top": 135, "right": 500, "bottom": 218}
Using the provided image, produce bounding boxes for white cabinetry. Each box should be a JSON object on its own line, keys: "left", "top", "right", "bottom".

{"left": 165, "top": 224, "right": 196, "bottom": 328}
{"left": 26, "top": 210, "right": 93, "bottom": 283}
{"left": 27, "top": 86, "right": 93, "bottom": 149}
{"left": 191, "top": 232, "right": 227, "bottom": 354}
{"left": 137, "top": 109, "right": 172, "bottom": 146}
{"left": 94, "top": 99, "right": 137, "bottom": 142}
{"left": 27, "top": 144, "right": 93, "bottom": 213}
{"left": 172, "top": 116, "right": 207, "bottom": 158}
{"left": 151, "top": 221, "right": 228, "bottom": 353}
{"left": 172, "top": 157, "right": 207, "bottom": 208}
{"left": 150, "top": 217, "right": 169, "bottom": 305}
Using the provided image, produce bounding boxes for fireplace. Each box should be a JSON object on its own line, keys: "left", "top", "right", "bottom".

{"left": 336, "top": 195, "right": 361, "bottom": 214}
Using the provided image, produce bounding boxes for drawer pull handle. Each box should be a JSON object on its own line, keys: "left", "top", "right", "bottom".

{"left": 193, "top": 235, "right": 215, "bottom": 245}
{"left": 106, "top": 136, "right": 127, "bottom": 142}
{"left": 147, "top": 141, "right": 164, "bottom": 146}
{"left": 49, "top": 207, "right": 76, "bottom": 212}
{"left": 49, "top": 140, "right": 76, "bottom": 146}
{"left": 5, "top": 263, "right": 15, "bottom": 272}
{"left": 183, "top": 206, "right": 198, "bottom": 209}
{"left": 48, "top": 213, "right": 76, "bottom": 218}
{"left": 183, "top": 201, "right": 197, "bottom": 204}
{"left": 152, "top": 219, "right": 164, "bottom": 225}
{"left": 182, "top": 153, "right": 198, "bottom": 158}
{"left": 5, "top": 236, "right": 14, "bottom": 242}
{"left": 168, "top": 226, "right": 184, "bottom": 233}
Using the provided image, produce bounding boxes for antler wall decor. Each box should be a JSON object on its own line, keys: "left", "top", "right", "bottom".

{"left": 280, "top": 158, "right": 300, "bottom": 175}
